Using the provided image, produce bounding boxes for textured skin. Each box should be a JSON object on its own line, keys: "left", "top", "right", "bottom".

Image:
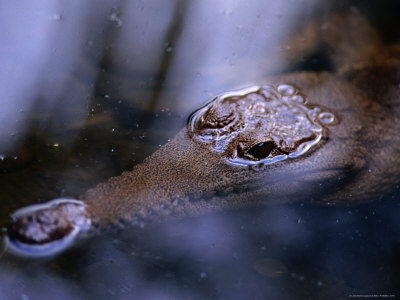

{"left": 84, "top": 65, "right": 400, "bottom": 228}
{"left": 189, "top": 84, "right": 335, "bottom": 165}
{"left": 6, "top": 11, "right": 400, "bottom": 249}
{"left": 82, "top": 11, "right": 400, "bottom": 228}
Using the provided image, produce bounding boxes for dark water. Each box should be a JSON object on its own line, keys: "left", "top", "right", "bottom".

{"left": 0, "top": 1, "right": 399, "bottom": 299}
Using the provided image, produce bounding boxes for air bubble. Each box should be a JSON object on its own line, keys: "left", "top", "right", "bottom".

{"left": 277, "top": 84, "right": 296, "bottom": 96}
{"left": 292, "top": 95, "right": 306, "bottom": 104}
{"left": 318, "top": 112, "right": 335, "bottom": 124}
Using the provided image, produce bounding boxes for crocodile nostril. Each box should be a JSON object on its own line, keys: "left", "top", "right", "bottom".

{"left": 5, "top": 198, "right": 91, "bottom": 257}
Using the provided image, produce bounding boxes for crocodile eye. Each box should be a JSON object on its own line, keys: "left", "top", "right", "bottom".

{"left": 247, "top": 141, "right": 275, "bottom": 159}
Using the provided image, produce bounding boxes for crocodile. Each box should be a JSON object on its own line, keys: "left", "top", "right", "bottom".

{"left": 5, "top": 11, "right": 400, "bottom": 256}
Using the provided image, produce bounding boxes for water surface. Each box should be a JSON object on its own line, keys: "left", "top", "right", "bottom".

{"left": 0, "top": 0, "right": 399, "bottom": 299}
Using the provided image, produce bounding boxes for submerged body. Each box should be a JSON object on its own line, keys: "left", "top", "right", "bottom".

{"left": 5, "top": 11, "right": 400, "bottom": 255}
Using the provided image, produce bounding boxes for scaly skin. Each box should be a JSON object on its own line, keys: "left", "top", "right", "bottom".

{"left": 83, "top": 67, "right": 400, "bottom": 228}
{"left": 5, "top": 11, "right": 400, "bottom": 255}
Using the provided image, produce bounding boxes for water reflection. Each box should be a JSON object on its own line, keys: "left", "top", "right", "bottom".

{"left": 2, "top": 199, "right": 399, "bottom": 298}
{"left": 1, "top": 0, "right": 400, "bottom": 299}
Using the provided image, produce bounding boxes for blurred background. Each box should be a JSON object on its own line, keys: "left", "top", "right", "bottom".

{"left": 0, "top": 0, "right": 399, "bottom": 299}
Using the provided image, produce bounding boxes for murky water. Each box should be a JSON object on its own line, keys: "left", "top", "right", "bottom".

{"left": 1, "top": 0, "right": 399, "bottom": 299}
